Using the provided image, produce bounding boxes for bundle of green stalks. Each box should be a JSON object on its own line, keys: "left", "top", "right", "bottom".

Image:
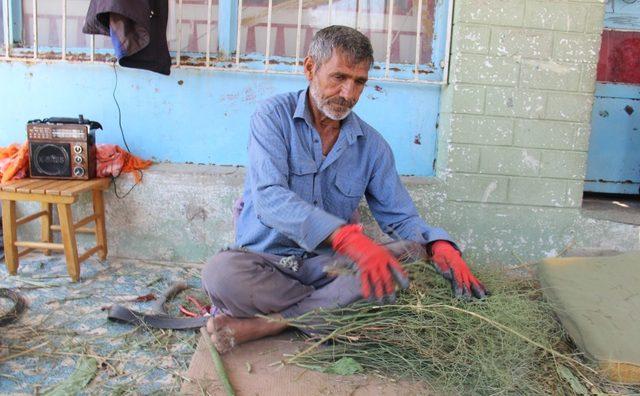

{"left": 286, "top": 261, "right": 599, "bottom": 395}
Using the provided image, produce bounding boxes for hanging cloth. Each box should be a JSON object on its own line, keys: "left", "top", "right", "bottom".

{"left": 83, "top": 0, "right": 171, "bottom": 75}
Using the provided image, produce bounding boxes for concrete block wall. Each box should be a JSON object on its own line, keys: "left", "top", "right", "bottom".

{"left": 440, "top": 0, "right": 604, "bottom": 210}
{"left": 426, "top": 0, "right": 640, "bottom": 263}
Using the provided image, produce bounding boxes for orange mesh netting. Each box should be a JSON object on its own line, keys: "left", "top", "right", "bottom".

{"left": 0, "top": 142, "right": 29, "bottom": 184}
{"left": 96, "top": 144, "right": 153, "bottom": 183}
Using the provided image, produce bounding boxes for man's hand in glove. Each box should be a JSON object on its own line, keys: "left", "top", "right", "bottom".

{"left": 331, "top": 225, "right": 409, "bottom": 300}
{"left": 429, "top": 240, "right": 488, "bottom": 299}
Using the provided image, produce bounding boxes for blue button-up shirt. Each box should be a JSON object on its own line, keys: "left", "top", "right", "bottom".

{"left": 235, "top": 88, "right": 452, "bottom": 257}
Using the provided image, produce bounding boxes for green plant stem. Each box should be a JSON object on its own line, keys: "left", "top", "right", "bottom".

{"left": 435, "top": 304, "right": 598, "bottom": 375}
{"left": 199, "top": 327, "right": 235, "bottom": 396}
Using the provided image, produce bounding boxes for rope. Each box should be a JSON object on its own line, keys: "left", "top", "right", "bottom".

{"left": 0, "top": 288, "right": 26, "bottom": 326}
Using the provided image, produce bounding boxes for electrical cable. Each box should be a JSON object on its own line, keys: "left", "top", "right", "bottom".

{"left": 111, "top": 60, "right": 143, "bottom": 199}
{"left": 112, "top": 60, "right": 131, "bottom": 153}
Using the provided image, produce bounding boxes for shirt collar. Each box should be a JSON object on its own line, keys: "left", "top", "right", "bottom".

{"left": 294, "top": 88, "right": 364, "bottom": 144}
{"left": 293, "top": 88, "right": 311, "bottom": 123}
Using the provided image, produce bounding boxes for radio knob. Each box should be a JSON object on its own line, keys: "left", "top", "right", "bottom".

{"left": 73, "top": 167, "right": 85, "bottom": 177}
{"left": 73, "top": 145, "right": 83, "bottom": 154}
{"left": 74, "top": 156, "right": 83, "bottom": 164}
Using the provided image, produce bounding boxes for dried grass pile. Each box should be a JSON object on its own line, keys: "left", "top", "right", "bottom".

{"left": 286, "top": 261, "right": 630, "bottom": 395}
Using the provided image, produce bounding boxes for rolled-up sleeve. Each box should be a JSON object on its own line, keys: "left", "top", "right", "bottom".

{"left": 365, "top": 139, "right": 454, "bottom": 246}
{"left": 248, "top": 111, "right": 345, "bottom": 252}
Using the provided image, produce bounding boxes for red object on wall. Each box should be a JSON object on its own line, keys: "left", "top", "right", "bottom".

{"left": 597, "top": 30, "right": 640, "bottom": 85}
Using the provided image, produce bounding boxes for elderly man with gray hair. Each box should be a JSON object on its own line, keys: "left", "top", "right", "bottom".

{"left": 202, "top": 25, "right": 487, "bottom": 352}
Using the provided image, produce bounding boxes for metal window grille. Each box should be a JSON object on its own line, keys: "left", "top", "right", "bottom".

{"left": 1, "top": 0, "right": 453, "bottom": 84}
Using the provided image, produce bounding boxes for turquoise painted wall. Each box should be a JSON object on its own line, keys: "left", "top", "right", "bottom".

{"left": 0, "top": 61, "right": 440, "bottom": 176}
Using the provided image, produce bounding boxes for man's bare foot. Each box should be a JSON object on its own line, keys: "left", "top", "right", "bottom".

{"left": 205, "top": 314, "right": 288, "bottom": 353}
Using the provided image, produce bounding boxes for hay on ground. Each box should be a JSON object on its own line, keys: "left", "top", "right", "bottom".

{"left": 286, "top": 261, "right": 640, "bottom": 395}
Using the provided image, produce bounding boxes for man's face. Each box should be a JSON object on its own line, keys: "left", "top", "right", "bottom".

{"left": 305, "top": 50, "right": 370, "bottom": 121}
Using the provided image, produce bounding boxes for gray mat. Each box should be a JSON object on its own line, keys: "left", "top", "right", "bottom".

{"left": 538, "top": 251, "right": 640, "bottom": 383}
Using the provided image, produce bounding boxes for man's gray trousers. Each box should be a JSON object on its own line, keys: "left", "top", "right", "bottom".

{"left": 201, "top": 240, "right": 425, "bottom": 319}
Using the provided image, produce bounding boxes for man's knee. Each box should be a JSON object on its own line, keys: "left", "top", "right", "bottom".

{"left": 201, "top": 250, "right": 248, "bottom": 301}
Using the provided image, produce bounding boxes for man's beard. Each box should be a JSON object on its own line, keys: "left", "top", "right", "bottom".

{"left": 309, "top": 81, "right": 356, "bottom": 121}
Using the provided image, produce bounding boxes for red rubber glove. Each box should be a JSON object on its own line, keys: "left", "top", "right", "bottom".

{"left": 429, "top": 241, "right": 488, "bottom": 299}
{"left": 332, "top": 225, "right": 409, "bottom": 300}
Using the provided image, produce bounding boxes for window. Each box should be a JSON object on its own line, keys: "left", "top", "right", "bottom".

{"left": 3, "top": 0, "right": 452, "bottom": 83}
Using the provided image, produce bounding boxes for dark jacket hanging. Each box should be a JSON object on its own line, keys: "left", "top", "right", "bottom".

{"left": 83, "top": 0, "right": 171, "bottom": 75}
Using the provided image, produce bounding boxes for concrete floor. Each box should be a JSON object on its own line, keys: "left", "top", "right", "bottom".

{"left": 0, "top": 253, "right": 204, "bottom": 394}
{"left": 582, "top": 193, "right": 640, "bottom": 226}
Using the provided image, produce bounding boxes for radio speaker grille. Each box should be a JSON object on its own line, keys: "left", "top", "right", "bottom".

{"left": 30, "top": 142, "right": 72, "bottom": 177}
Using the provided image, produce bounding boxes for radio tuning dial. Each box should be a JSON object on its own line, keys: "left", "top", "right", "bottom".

{"left": 74, "top": 156, "right": 83, "bottom": 164}
{"left": 73, "top": 145, "right": 83, "bottom": 154}
{"left": 73, "top": 167, "right": 85, "bottom": 177}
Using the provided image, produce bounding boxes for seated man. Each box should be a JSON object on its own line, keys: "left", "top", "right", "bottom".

{"left": 202, "top": 25, "right": 487, "bottom": 353}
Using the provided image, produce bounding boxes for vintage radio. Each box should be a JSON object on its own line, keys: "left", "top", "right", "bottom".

{"left": 27, "top": 116, "right": 102, "bottom": 180}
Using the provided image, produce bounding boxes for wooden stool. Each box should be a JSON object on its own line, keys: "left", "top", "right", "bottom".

{"left": 0, "top": 178, "right": 110, "bottom": 281}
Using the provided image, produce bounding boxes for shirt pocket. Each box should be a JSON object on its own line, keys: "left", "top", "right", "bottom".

{"left": 330, "top": 172, "right": 367, "bottom": 219}
{"left": 289, "top": 160, "right": 317, "bottom": 202}
{"left": 335, "top": 172, "right": 366, "bottom": 198}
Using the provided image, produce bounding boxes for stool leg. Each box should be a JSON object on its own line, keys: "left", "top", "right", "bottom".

{"left": 41, "top": 202, "right": 52, "bottom": 256}
{"left": 92, "top": 189, "right": 108, "bottom": 261}
{"left": 1, "top": 200, "right": 19, "bottom": 275}
{"left": 57, "top": 203, "right": 80, "bottom": 282}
